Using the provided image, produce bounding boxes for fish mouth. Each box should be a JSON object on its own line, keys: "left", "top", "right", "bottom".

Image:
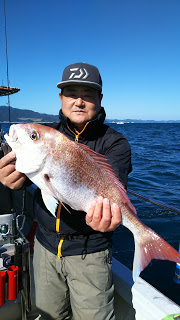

{"left": 8, "top": 125, "right": 18, "bottom": 142}
{"left": 4, "top": 125, "right": 19, "bottom": 146}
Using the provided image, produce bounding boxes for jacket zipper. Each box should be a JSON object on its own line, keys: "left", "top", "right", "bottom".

{"left": 66, "top": 122, "right": 89, "bottom": 143}
{"left": 56, "top": 203, "right": 64, "bottom": 259}
{"left": 57, "top": 236, "right": 64, "bottom": 259}
{"left": 75, "top": 135, "right": 79, "bottom": 142}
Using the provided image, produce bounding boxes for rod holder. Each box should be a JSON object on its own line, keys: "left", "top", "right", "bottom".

{"left": 0, "top": 270, "right": 6, "bottom": 306}
{"left": 7, "top": 265, "right": 18, "bottom": 300}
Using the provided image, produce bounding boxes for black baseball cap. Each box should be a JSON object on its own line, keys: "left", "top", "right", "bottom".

{"left": 57, "top": 62, "right": 102, "bottom": 92}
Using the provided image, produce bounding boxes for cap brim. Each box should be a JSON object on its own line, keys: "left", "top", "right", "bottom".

{"left": 57, "top": 80, "right": 102, "bottom": 92}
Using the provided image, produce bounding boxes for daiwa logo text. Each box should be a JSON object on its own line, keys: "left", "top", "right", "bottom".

{"left": 69, "top": 68, "right": 89, "bottom": 80}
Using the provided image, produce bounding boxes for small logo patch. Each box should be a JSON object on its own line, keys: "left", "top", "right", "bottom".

{"left": 69, "top": 68, "right": 89, "bottom": 80}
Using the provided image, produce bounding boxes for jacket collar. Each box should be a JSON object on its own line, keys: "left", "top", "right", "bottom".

{"left": 59, "top": 107, "right": 106, "bottom": 140}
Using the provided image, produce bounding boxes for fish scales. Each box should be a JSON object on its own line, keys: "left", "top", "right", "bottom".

{"left": 55, "top": 136, "right": 122, "bottom": 206}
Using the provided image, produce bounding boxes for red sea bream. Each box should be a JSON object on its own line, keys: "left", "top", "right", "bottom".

{"left": 5, "top": 123, "right": 180, "bottom": 281}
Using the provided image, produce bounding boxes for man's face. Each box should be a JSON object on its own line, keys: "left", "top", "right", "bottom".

{"left": 59, "top": 85, "right": 103, "bottom": 131}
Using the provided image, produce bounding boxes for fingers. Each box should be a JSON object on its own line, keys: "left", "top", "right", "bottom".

{"left": 0, "top": 151, "right": 16, "bottom": 169}
{"left": 100, "top": 198, "right": 112, "bottom": 229}
{"left": 86, "top": 197, "right": 122, "bottom": 232}
{"left": 0, "top": 152, "right": 26, "bottom": 189}
{"left": 110, "top": 203, "right": 122, "bottom": 230}
{"left": 93, "top": 196, "right": 103, "bottom": 221}
{"left": 86, "top": 199, "right": 97, "bottom": 225}
{"left": 3, "top": 171, "right": 26, "bottom": 189}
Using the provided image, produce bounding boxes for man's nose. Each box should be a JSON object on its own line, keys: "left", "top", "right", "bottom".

{"left": 75, "top": 97, "right": 85, "bottom": 107}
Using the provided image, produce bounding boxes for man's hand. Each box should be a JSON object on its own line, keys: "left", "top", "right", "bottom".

{"left": 0, "top": 151, "right": 26, "bottom": 190}
{"left": 86, "top": 196, "right": 121, "bottom": 232}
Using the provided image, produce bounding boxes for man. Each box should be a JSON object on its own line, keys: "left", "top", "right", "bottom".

{"left": 0, "top": 62, "right": 132, "bottom": 319}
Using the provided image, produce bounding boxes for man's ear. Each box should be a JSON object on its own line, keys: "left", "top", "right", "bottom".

{"left": 59, "top": 92, "right": 62, "bottom": 101}
{"left": 100, "top": 93, "right": 103, "bottom": 103}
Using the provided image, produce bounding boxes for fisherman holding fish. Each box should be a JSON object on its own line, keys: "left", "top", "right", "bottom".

{"left": 0, "top": 62, "right": 132, "bottom": 319}
{"left": 1, "top": 62, "right": 180, "bottom": 319}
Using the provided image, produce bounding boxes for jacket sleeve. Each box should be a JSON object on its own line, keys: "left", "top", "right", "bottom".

{"left": 103, "top": 131, "right": 132, "bottom": 189}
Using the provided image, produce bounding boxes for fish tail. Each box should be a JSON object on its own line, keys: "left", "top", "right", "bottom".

{"left": 133, "top": 225, "right": 180, "bottom": 282}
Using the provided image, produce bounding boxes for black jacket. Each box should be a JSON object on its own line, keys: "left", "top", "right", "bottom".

{"left": 34, "top": 107, "right": 132, "bottom": 256}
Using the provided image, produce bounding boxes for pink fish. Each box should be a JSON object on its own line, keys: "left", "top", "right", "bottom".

{"left": 5, "top": 123, "right": 180, "bottom": 281}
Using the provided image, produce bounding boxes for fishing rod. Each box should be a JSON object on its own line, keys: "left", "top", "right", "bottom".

{"left": 4, "top": 0, "right": 11, "bottom": 123}
{"left": 127, "top": 189, "right": 180, "bottom": 215}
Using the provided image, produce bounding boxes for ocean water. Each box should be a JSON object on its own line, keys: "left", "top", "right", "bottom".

{"left": 1, "top": 122, "right": 180, "bottom": 304}
{"left": 108, "top": 122, "right": 180, "bottom": 305}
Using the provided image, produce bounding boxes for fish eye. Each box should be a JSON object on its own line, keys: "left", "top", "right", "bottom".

{"left": 30, "top": 131, "right": 39, "bottom": 141}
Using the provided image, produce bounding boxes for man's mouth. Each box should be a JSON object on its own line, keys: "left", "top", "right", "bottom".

{"left": 73, "top": 110, "right": 86, "bottom": 113}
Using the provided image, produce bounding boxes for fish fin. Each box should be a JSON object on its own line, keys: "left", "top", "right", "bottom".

{"left": 42, "top": 174, "right": 71, "bottom": 214}
{"left": 78, "top": 143, "right": 116, "bottom": 171}
{"left": 62, "top": 203, "right": 71, "bottom": 214}
{"left": 78, "top": 143, "right": 128, "bottom": 193}
{"left": 41, "top": 190, "right": 59, "bottom": 217}
{"left": 79, "top": 143, "right": 137, "bottom": 215}
{"left": 133, "top": 225, "right": 180, "bottom": 282}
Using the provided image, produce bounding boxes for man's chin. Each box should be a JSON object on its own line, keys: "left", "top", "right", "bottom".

{"left": 72, "top": 114, "right": 88, "bottom": 123}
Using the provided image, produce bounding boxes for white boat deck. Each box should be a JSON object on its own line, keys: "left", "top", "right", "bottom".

{"left": 113, "top": 258, "right": 180, "bottom": 320}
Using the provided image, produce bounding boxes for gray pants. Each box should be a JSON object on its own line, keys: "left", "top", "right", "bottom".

{"left": 33, "top": 238, "right": 115, "bottom": 320}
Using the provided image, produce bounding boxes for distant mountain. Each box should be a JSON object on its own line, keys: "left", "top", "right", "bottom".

{"left": 106, "top": 119, "right": 180, "bottom": 123}
{"left": 0, "top": 106, "right": 179, "bottom": 123}
{"left": 0, "top": 106, "right": 59, "bottom": 123}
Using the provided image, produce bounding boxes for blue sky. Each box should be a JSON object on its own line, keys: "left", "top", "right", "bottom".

{"left": 0, "top": 0, "right": 179, "bottom": 120}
